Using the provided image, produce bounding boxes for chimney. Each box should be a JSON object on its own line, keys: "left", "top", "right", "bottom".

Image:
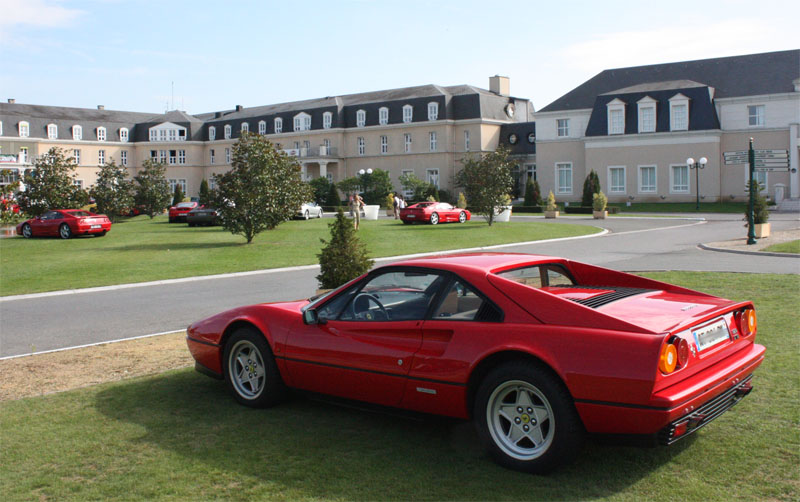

{"left": 489, "top": 75, "right": 510, "bottom": 96}
{"left": 214, "top": 112, "right": 223, "bottom": 118}
{"left": 8, "top": 98, "right": 15, "bottom": 104}
{"left": 97, "top": 105, "right": 105, "bottom": 110}
{"left": 235, "top": 105, "right": 243, "bottom": 112}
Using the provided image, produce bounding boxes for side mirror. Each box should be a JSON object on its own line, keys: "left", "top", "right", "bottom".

{"left": 303, "top": 309, "right": 323, "bottom": 325}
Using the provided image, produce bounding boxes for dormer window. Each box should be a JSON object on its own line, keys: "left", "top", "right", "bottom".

{"left": 379, "top": 107, "right": 389, "bottom": 126}
{"left": 209, "top": 126, "right": 216, "bottom": 141}
{"left": 119, "top": 128, "right": 129, "bottom": 142}
{"left": 748, "top": 105, "right": 765, "bottom": 127}
{"left": 669, "top": 94, "right": 690, "bottom": 131}
{"left": 274, "top": 117, "right": 283, "bottom": 134}
{"left": 224, "top": 124, "right": 232, "bottom": 139}
{"left": 637, "top": 97, "right": 656, "bottom": 133}
{"left": 323, "top": 112, "right": 332, "bottom": 129}
{"left": 356, "top": 109, "right": 366, "bottom": 127}
{"left": 241, "top": 122, "right": 249, "bottom": 133}
{"left": 606, "top": 98, "right": 626, "bottom": 135}
{"left": 47, "top": 124, "right": 58, "bottom": 140}
{"left": 427, "top": 102, "right": 439, "bottom": 121}
{"left": 403, "top": 105, "right": 413, "bottom": 123}
{"left": 18, "top": 121, "right": 29, "bottom": 138}
{"left": 293, "top": 112, "right": 311, "bottom": 131}
{"left": 73, "top": 125, "right": 83, "bottom": 140}
{"left": 97, "top": 126, "right": 107, "bottom": 141}
{"left": 258, "top": 120, "right": 266, "bottom": 134}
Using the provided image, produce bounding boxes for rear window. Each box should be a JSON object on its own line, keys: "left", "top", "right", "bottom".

{"left": 68, "top": 211, "right": 92, "bottom": 217}
{"left": 495, "top": 264, "right": 575, "bottom": 288}
{"left": 177, "top": 202, "right": 195, "bottom": 208}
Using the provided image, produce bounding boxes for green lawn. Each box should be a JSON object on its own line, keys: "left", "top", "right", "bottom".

{"left": 0, "top": 215, "right": 599, "bottom": 296}
{"left": 1, "top": 272, "right": 797, "bottom": 501}
{"left": 763, "top": 239, "right": 800, "bottom": 254}
{"left": 608, "top": 202, "right": 748, "bottom": 213}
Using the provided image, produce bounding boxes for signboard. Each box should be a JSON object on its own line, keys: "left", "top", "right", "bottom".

{"left": 0, "top": 154, "right": 18, "bottom": 164}
{"left": 724, "top": 149, "right": 790, "bottom": 169}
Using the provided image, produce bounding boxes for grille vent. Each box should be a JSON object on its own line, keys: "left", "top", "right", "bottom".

{"left": 551, "top": 285, "right": 653, "bottom": 309}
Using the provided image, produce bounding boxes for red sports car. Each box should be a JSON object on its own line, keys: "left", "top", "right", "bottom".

{"left": 17, "top": 209, "right": 112, "bottom": 239}
{"left": 186, "top": 253, "right": 764, "bottom": 473}
{"left": 400, "top": 202, "right": 470, "bottom": 225}
{"left": 168, "top": 201, "right": 199, "bottom": 223}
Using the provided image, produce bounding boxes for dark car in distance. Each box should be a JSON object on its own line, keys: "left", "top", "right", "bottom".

{"left": 187, "top": 207, "right": 221, "bottom": 226}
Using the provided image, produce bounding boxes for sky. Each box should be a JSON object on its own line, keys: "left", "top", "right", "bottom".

{"left": 1, "top": 0, "right": 798, "bottom": 115}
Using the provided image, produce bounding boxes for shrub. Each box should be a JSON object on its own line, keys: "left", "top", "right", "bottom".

{"left": 456, "top": 192, "right": 467, "bottom": 208}
{"left": 582, "top": 170, "right": 601, "bottom": 207}
{"left": 524, "top": 178, "right": 543, "bottom": 206}
{"left": 172, "top": 184, "right": 184, "bottom": 206}
{"left": 746, "top": 182, "right": 770, "bottom": 224}
{"left": 385, "top": 193, "right": 395, "bottom": 210}
{"left": 317, "top": 208, "right": 374, "bottom": 289}
{"left": 545, "top": 190, "right": 557, "bottom": 212}
{"left": 325, "top": 183, "right": 341, "bottom": 207}
{"left": 198, "top": 179, "right": 211, "bottom": 207}
{"left": 592, "top": 191, "right": 607, "bottom": 211}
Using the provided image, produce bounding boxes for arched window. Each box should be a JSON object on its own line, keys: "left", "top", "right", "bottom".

{"left": 208, "top": 126, "right": 216, "bottom": 141}
{"left": 73, "top": 125, "right": 82, "bottom": 140}
{"left": 402, "top": 105, "right": 413, "bottom": 123}
{"left": 18, "top": 121, "right": 30, "bottom": 137}
{"left": 274, "top": 117, "right": 283, "bottom": 134}
{"left": 356, "top": 109, "right": 366, "bottom": 127}
{"left": 258, "top": 120, "right": 266, "bottom": 134}
{"left": 241, "top": 122, "right": 249, "bottom": 133}
{"left": 119, "top": 128, "right": 129, "bottom": 142}
{"left": 379, "top": 107, "right": 389, "bottom": 125}
{"left": 97, "top": 126, "right": 107, "bottom": 141}
{"left": 47, "top": 124, "right": 58, "bottom": 140}
{"left": 427, "top": 102, "right": 438, "bottom": 121}
{"left": 323, "top": 112, "right": 332, "bottom": 129}
{"left": 224, "top": 124, "right": 232, "bottom": 139}
{"left": 293, "top": 112, "right": 311, "bottom": 131}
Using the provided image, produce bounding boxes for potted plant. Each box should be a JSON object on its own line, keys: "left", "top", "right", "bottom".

{"left": 545, "top": 191, "right": 559, "bottom": 218}
{"left": 385, "top": 193, "right": 395, "bottom": 217}
{"left": 495, "top": 194, "right": 513, "bottom": 222}
{"left": 592, "top": 191, "right": 608, "bottom": 219}
{"left": 749, "top": 185, "right": 770, "bottom": 238}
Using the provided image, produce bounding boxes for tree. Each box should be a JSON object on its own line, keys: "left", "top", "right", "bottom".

{"left": 361, "top": 168, "right": 394, "bottom": 205}
{"left": 90, "top": 160, "right": 134, "bottom": 222}
{"left": 456, "top": 192, "right": 467, "bottom": 208}
{"left": 16, "top": 147, "right": 88, "bottom": 216}
{"left": 524, "top": 177, "right": 543, "bottom": 207}
{"left": 455, "top": 147, "right": 514, "bottom": 226}
{"left": 172, "top": 183, "right": 184, "bottom": 206}
{"left": 325, "top": 182, "right": 341, "bottom": 206}
{"left": 582, "top": 169, "right": 601, "bottom": 207}
{"left": 317, "top": 208, "right": 374, "bottom": 289}
{"left": 309, "top": 176, "right": 331, "bottom": 205}
{"left": 198, "top": 178, "right": 211, "bottom": 207}
{"left": 133, "top": 159, "right": 172, "bottom": 219}
{"left": 213, "top": 132, "right": 311, "bottom": 243}
{"left": 398, "top": 172, "right": 429, "bottom": 202}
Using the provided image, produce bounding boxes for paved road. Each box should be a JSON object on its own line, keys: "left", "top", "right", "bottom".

{"left": 1, "top": 213, "right": 797, "bottom": 358}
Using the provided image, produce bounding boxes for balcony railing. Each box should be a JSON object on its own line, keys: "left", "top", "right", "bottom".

{"left": 283, "top": 146, "right": 338, "bottom": 158}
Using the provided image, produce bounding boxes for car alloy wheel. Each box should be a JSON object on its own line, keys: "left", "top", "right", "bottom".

{"left": 59, "top": 224, "right": 72, "bottom": 239}
{"left": 228, "top": 339, "right": 266, "bottom": 400}
{"left": 486, "top": 380, "right": 555, "bottom": 460}
{"left": 223, "top": 327, "right": 287, "bottom": 408}
{"left": 459, "top": 211, "right": 467, "bottom": 223}
{"left": 304, "top": 210, "right": 310, "bottom": 220}
{"left": 22, "top": 223, "right": 32, "bottom": 238}
{"left": 430, "top": 212, "right": 439, "bottom": 225}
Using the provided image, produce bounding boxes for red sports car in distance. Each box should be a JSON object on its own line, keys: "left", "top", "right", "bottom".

{"left": 169, "top": 201, "right": 199, "bottom": 223}
{"left": 400, "top": 202, "right": 470, "bottom": 225}
{"left": 186, "top": 253, "right": 764, "bottom": 473}
{"left": 17, "top": 209, "right": 112, "bottom": 239}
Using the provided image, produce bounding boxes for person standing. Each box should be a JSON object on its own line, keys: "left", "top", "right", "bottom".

{"left": 353, "top": 193, "right": 364, "bottom": 229}
{"left": 393, "top": 193, "right": 400, "bottom": 219}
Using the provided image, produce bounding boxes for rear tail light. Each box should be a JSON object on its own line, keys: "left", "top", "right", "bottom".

{"left": 659, "top": 336, "right": 690, "bottom": 374}
{"left": 741, "top": 308, "right": 757, "bottom": 337}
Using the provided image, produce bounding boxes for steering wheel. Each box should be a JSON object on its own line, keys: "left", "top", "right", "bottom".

{"left": 351, "top": 293, "right": 389, "bottom": 321}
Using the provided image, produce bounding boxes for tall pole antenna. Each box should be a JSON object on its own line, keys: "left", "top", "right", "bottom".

{"left": 171, "top": 81, "right": 174, "bottom": 110}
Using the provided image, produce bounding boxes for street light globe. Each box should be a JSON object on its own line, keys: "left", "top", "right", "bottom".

{"left": 686, "top": 157, "right": 695, "bottom": 166}
{"left": 699, "top": 157, "right": 708, "bottom": 165}
{"left": 358, "top": 169, "right": 365, "bottom": 175}
{"left": 366, "top": 168, "right": 373, "bottom": 174}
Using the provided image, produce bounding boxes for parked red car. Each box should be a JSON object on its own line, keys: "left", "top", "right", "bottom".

{"left": 400, "top": 201, "right": 470, "bottom": 225}
{"left": 168, "top": 201, "right": 199, "bottom": 223}
{"left": 186, "top": 253, "right": 764, "bottom": 473}
{"left": 17, "top": 209, "right": 112, "bottom": 239}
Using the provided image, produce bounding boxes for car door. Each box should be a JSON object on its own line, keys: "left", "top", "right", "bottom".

{"left": 33, "top": 211, "right": 59, "bottom": 236}
{"left": 284, "top": 269, "right": 447, "bottom": 406}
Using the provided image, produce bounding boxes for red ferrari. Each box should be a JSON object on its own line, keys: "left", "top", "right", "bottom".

{"left": 168, "top": 201, "right": 199, "bottom": 223}
{"left": 17, "top": 209, "right": 112, "bottom": 239}
{"left": 186, "top": 253, "right": 764, "bottom": 473}
{"left": 400, "top": 202, "right": 470, "bottom": 225}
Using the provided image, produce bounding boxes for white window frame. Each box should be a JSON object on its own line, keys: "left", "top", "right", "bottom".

{"left": 380, "top": 135, "right": 388, "bottom": 154}
{"left": 356, "top": 109, "right": 366, "bottom": 128}
{"left": 403, "top": 105, "right": 413, "bottom": 123}
{"left": 557, "top": 118, "right": 569, "bottom": 137}
{"left": 19, "top": 147, "right": 29, "bottom": 164}
{"left": 119, "top": 128, "right": 129, "bottom": 142}
{"left": 670, "top": 164, "right": 690, "bottom": 193}
{"left": 168, "top": 150, "right": 177, "bottom": 165}
{"left": 241, "top": 122, "right": 249, "bottom": 133}
{"left": 401, "top": 169, "right": 415, "bottom": 197}
{"left": 669, "top": 94, "right": 689, "bottom": 131}
{"left": 293, "top": 112, "right": 311, "bottom": 132}
{"left": 323, "top": 112, "right": 332, "bottom": 129}
{"left": 210, "top": 149, "right": 215, "bottom": 164}
{"left": 607, "top": 99, "right": 625, "bottom": 135}
{"left": 120, "top": 150, "right": 128, "bottom": 166}
{"left": 224, "top": 124, "right": 232, "bottom": 139}
{"left": 209, "top": 126, "right": 216, "bottom": 141}
{"left": 357, "top": 137, "right": 365, "bottom": 156}
{"left": 73, "top": 149, "right": 80, "bottom": 165}
{"left": 637, "top": 97, "right": 656, "bottom": 133}
{"left": 178, "top": 150, "right": 186, "bottom": 165}
{"left": 0, "top": 121, "right": 3, "bottom": 136}
{"left": 159, "top": 150, "right": 167, "bottom": 163}
{"left": 748, "top": 105, "right": 765, "bottom": 127}
{"left": 429, "top": 131, "right": 437, "bottom": 152}
{"left": 427, "top": 102, "right": 439, "bottom": 121}
{"left": 404, "top": 133, "right": 412, "bottom": 153}
{"left": 426, "top": 168, "right": 440, "bottom": 188}
{"left": 98, "top": 149, "right": 105, "bottom": 165}
{"left": 73, "top": 125, "right": 83, "bottom": 141}
{"left": 555, "top": 162, "right": 572, "bottom": 194}
{"left": 608, "top": 166, "right": 626, "bottom": 194}
{"left": 258, "top": 120, "right": 266, "bottom": 134}
{"left": 74, "top": 179, "right": 84, "bottom": 189}
{"left": 638, "top": 165, "right": 657, "bottom": 193}
{"left": 47, "top": 123, "right": 58, "bottom": 139}
{"left": 97, "top": 126, "right": 107, "bottom": 141}
{"left": 274, "top": 117, "right": 283, "bottom": 134}
{"left": 378, "top": 107, "right": 389, "bottom": 126}
{"left": 225, "top": 148, "right": 231, "bottom": 163}
{"left": 464, "top": 130, "right": 470, "bottom": 151}
{"left": 744, "top": 169, "right": 768, "bottom": 193}
{"left": 18, "top": 121, "right": 29, "bottom": 138}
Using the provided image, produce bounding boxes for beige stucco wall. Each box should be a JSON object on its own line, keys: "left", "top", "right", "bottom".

{"left": 719, "top": 129, "right": 791, "bottom": 201}
{"left": 534, "top": 140, "right": 586, "bottom": 202}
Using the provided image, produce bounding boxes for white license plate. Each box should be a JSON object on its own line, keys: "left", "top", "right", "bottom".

{"left": 693, "top": 319, "right": 730, "bottom": 352}
{"left": 407, "top": 214, "right": 416, "bottom": 218}
{"left": 91, "top": 224, "right": 101, "bottom": 229}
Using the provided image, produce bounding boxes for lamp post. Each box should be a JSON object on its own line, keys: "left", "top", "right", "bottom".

{"left": 686, "top": 156, "right": 707, "bottom": 211}
{"left": 358, "top": 168, "right": 373, "bottom": 198}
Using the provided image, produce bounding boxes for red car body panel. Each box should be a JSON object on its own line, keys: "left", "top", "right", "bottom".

{"left": 16, "top": 209, "right": 112, "bottom": 237}
{"left": 187, "top": 252, "right": 764, "bottom": 440}
{"left": 400, "top": 202, "right": 470, "bottom": 224}
{"left": 168, "top": 202, "right": 199, "bottom": 221}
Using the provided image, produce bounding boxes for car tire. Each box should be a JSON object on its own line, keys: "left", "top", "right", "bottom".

{"left": 169, "top": 217, "right": 176, "bottom": 223}
{"left": 188, "top": 222, "right": 195, "bottom": 227}
{"left": 474, "top": 361, "right": 584, "bottom": 474}
{"left": 304, "top": 210, "right": 310, "bottom": 220}
{"left": 223, "top": 327, "right": 287, "bottom": 408}
{"left": 459, "top": 211, "right": 467, "bottom": 223}
{"left": 21, "top": 223, "right": 32, "bottom": 238}
{"left": 402, "top": 220, "right": 412, "bottom": 225}
{"left": 430, "top": 212, "right": 439, "bottom": 225}
{"left": 95, "top": 231, "right": 107, "bottom": 237}
{"left": 318, "top": 210, "right": 323, "bottom": 218}
{"left": 59, "top": 224, "right": 72, "bottom": 239}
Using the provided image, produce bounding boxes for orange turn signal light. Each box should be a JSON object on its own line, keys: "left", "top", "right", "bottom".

{"left": 659, "top": 343, "right": 678, "bottom": 374}
{"left": 743, "top": 308, "right": 757, "bottom": 336}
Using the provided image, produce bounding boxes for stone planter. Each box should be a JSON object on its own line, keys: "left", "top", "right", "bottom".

{"left": 362, "top": 204, "right": 380, "bottom": 220}
{"left": 386, "top": 208, "right": 394, "bottom": 217}
{"left": 593, "top": 210, "right": 608, "bottom": 219}
{"left": 754, "top": 222, "right": 771, "bottom": 238}
{"left": 494, "top": 206, "right": 512, "bottom": 222}
{"left": 545, "top": 210, "right": 559, "bottom": 219}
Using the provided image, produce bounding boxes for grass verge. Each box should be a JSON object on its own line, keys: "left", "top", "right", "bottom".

{"left": 0, "top": 272, "right": 797, "bottom": 501}
{"left": 762, "top": 239, "right": 800, "bottom": 254}
{"left": 0, "top": 215, "right": 599, "bottom": 296}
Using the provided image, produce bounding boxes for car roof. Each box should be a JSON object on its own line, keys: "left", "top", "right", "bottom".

{"left": 385, "top": 252, "right": 563, "bottom": 275}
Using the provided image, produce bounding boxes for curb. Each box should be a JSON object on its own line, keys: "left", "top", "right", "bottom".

{"left": 698, "top": 243, "right": 800, "bottom": 258}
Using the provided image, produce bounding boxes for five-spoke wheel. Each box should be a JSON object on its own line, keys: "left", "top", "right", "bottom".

{"left": 59, "top": 223, "right": 72, "bottom": 239}
{"left": 458, "top": 211, "right": 467, "bottom": 223}
{"left": 223, "top": 327, "right": 286, "bottom": 407}
{"left": 430, "top": 212, "right": 439, "bottom": 225}
{"left": 21, "top": 223, "right": 32, "bottom": 238}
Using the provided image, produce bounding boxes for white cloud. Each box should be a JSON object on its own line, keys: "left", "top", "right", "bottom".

{"left": 0, "top": 0, "right": 84, "bottom": 28}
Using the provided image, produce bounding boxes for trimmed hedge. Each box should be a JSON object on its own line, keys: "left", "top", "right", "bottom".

{"left": 509, "top": 205, "right": 544, "bottom": 213}
{"left": 564, "top": 205, "right": 619, "bottom": 214}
